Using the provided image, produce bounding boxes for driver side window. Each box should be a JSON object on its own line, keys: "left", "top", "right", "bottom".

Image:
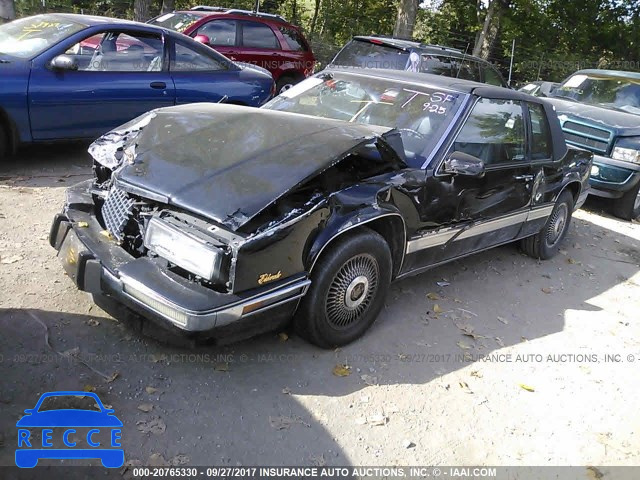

{"left": 65, "top": 31, "right": 164, "bottom": 72}
{"left": 452, "top": 98, "right": 525, "bottom": 166}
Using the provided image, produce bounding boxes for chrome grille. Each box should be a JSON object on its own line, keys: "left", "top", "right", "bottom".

{"left": 102, "top": 186, "right": 134, "bottom": 241}
{"left": 561, "top": 121, "right": 612, "bottom": 154}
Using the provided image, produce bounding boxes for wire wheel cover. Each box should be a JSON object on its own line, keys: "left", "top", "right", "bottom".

{"left": 325, "top": 254, "right": 379, "bottom": 328}
{"left": 546, "top": 202, "right": 568, "bottom": 247}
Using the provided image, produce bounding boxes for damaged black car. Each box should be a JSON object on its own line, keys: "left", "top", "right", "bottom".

{"left": 50, "top": 69, "right": 592, "bottom": 347}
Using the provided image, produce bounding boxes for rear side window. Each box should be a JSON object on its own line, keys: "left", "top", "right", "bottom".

{"left": 453, "top": 98, "right": 526, "bottom": 165}
{"left": 482, "top": 64, "right": 505, "bottom": 86}
{"left": 419, "top": 54, "right": 453, "bottom": 76}
{"left": 279, "top": 27, "right": 307, "bottom": 51}
{"left": 527, "top": 103, "right": 552, "bottom": 160}
{"left": 197, "top": 20, "right": 237, "bottom": 47}
{"left": 331, "top": 40, "right": 408, "bottom": 70}
{"left": 241, "top": 21, "right": 279, "bottom": 49}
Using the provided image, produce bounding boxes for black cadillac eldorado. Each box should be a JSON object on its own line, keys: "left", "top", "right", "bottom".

{"left": 50, "top": 69, "right": 592, "bottom": 347}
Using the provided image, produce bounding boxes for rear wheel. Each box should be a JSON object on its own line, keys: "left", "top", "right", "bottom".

{"left": 521, "top": 190, "right": 574, "bottom": 260}
{"left": 276, "top": 74, "right": 298, "bottom": 95}
{"left": 612, "top": 181, "right": 640, "bottom": 221}
{"left": 294, "top": 229, "right": 392, "bottom": 348}
{"left": 0, "top": 125, "right": 7, "bottom": 160}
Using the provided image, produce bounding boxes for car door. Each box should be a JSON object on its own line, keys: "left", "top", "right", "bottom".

{"left": 191, "top": 19, "right": 239, "bottom": 60}
{"left": 169, "top": 37, "right": 247, "bottom": 104}
{"left": 405, "top": 97, "right": 535, "bottom": 269}
{"left": 234, "top": 20, "right": 282, "bottom": 74}
{"left": 28, "top": 29, "right": 175, "bottom": 140}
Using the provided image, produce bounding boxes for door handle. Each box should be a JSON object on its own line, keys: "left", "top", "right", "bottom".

{"left": 150, "top": 81, "right": 166, "bottom": 89}
{"left": 514, "top": 174, "right": 534, "bottom": 181}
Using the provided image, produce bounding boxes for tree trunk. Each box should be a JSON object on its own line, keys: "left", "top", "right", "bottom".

{"left": 310, "top": 0, "right": 321, "bottom": 34}
{"left": 0, "top": 0, "right": 15, "bottom": 24}
{"left": 161, "top": 0, "right": 175, "bottom": 15}
{"left": 393, "top": 0, "right": 418, "bottom": 39}
{"left": 134, "top": 0, "right": 151, "bottom": 22}
{"left": 473, "top": 0, "right": 501, "bottom": 59}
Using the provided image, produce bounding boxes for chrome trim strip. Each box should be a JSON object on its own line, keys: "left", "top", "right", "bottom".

{"left": 454, "top": 211, "right": 528, "bottom": 241}
{"left": 527, "top": 205, "right": 554, "bottom": 221}
{"left": 405, "top": 227, "right": 459, "bottom": 254}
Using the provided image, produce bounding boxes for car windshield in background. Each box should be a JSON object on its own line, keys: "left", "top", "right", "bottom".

{"left": 331, "top": 40, "right": 409, "bottom": 70}
{"left": 263, "top": 74, "right": 465, "bottom": 166}
{"left": 0, "top": 16, "right": 86, "bottom": 59}
{"left": 148, "top": 12, "right": 202, "bottom": 33}
{"left": 553, "top": 74, "right": 640, "bottom": 114}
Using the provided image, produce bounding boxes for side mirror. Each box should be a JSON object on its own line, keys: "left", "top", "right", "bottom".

{"left": 23, "top": 409, "right": 34, "bottom": 415}
{"left": 50, "top": 54, "right": 78, "bottom": 71}
{"left": 193, "top": 34, "right": 210, "bottom": 45}
{"left": 443, "top": 151, "right": 485, "bottom": 177}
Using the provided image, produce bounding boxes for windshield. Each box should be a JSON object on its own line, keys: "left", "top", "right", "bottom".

{"left": 331, "top": 40, "right": 409, "bottom": 70}
{"left": 263, "top": 73, "right": 465, "bottom": 166}
{"left": 553, "top": 73, "right": 640, "bottom": 115}
{"left": 0, "top": 16, "right": 86, "bottom": 59}
{"left": 148, "top": 12, "right": 202, "bottom": 33}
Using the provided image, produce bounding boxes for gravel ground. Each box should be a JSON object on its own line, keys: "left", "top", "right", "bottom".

{"left": 0, "top": 144, "right": 639, "bottom": 474}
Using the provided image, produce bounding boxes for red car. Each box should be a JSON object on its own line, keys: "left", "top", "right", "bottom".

{"left": 149, "top": 6, "right": 315, "bottom": 93}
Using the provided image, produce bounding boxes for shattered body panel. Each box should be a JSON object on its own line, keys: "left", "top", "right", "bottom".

{"left": 51, "top": 69, "right": 593, "bottom": 343}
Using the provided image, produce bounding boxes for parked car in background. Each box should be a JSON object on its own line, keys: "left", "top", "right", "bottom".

{"left": 327, "top": 36, "right": 508, "bottom": 87}
{"left": 0, "top": 14, "right": 274, "bottom": 158}
{"left": 519, "top": 80, "right": 559, "bottom": 97}
{"left": 148, "top": 7, "right": 315, "bottom": 93}
{"left": 547, "top": 69, "right": 640, "bottom": 220}
{"left": 50, "top": 69, "right": 591, "bottom": 348}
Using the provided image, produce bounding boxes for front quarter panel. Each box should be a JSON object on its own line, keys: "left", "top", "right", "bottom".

{"left": 0, "top": 61, "right": 32, "bottom": 144}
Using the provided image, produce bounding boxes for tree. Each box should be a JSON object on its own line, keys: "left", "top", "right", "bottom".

{"left": 160, "top": 0, "right": 174, "bottom": 15}
{"left": 0, "top": 0, "right": 15, "bottom": 23}
{"left": 394, "top": 0, "right": 418, "bottom": 39}
{"left": 473, "top": 0, "right": 506, "bottom": 59}
{"left": 134, "top": 0, "right": 151, "bottom": 22}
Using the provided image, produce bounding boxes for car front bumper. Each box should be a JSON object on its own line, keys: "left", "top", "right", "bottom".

{"left": 589, "top": 154, "right": 640, "bottom": 199}
{"left": 50, "top": 181, "right": 310, "bottom": 336}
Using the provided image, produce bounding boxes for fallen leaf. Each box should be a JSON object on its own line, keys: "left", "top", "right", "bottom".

{"left": 367, "top": 414, "right": 388, "bottom": 426}
{"left": 426, "top": 292, "right": 440, "bottom": 300}
{"left": 309, "top": 454, "right": 326, "bottom": 467}
{"left": 269, "top": 415, "right": 309, "bottom": 430}
{"left": 567, "top": 257, "right": 578, "bottom": 264}
{"left": 278, "top": 332, "right": 289, "bottom": 342}
{"left": 137, "top": 403, "right": 154, "bottom": 413}
{"left": 214, "top": 362, "right": 229, "bottom": 372}
{"left": 76, "top": 221, "right": 89, "bottom": 228}
{"left": 586, "top": 466, "right": 604, "bottom": 480}
{"left": 456, "top": 341, "right": 471, "bottom": 350}
{"left": 332, "top": 364, "right": 351, "bottom": 377}
{"left": 86, "top": 319, "right": 100, "bottom": 327}
{"left": 495, "top": 337, "right": 505, "bottom": 347}
{"left": 559, "top": 249, "right": 568, "bottom": 255}
{"left": 433, "top": 304, "right": 443, "bottom": 314}
{"left": 105, "top": 372, "right": 119, "bottom": 383}
{"left": 148, "top": 453, "right": 168, "bottom": 466}
{"left": 519, "top": 383, "right": 535, "bottom": 392}
{"left": 99, "top": 230, "right": 113, "bottom": 239}
{"left": 470, "top": 370, "right": 482, "bottom": 378}
{"left": 137, "top": 418, "right": 166, "bottom": 435}
{"left": 360, "top": 374, "right": 378, "bottom": 386}
{"left": 497, "top": 316, "right": 509, "bottom": 324}
{"left": 455, "top": 322, "right": 485, "bottom": 340}
{"left": 145, "top": 386, "right": 158, "bottom": 394}
{"left": 281, "top": 387, "right": 291, "bottom": 395}
{"left": 170, "top": 454, "right": 190, "bottom": 466}
{"left": 83, "top": 384, "right": 95, "bottom": 392}
{"left": 1, "top": 255, "right": 22, "bottom": 264}
{"left": 541, "top": 287, "right": 553, "bottom": 294}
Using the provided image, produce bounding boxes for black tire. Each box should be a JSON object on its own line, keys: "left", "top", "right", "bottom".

{"left": 276, "top": 74, "right": 297, "bottom": 95}
{"left": 294, "top": 229, "right": 392, "bottom": 348}
{"left": 521, "top": 190, "right": 574, "bottom": 260}
{"left": 0, "top": 125, "right": 7, "bottom": 160}
{"left": 612, "top": 181, "right": 640, "bottom": 221}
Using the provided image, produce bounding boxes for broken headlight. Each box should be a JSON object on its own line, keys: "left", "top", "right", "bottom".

{"left": 144, "top": 216, "right": 226, "bottom": 283}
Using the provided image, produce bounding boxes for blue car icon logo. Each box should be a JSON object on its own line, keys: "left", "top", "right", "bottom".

{"left": 15, "top": 391, "right": 124, "bottom": 468}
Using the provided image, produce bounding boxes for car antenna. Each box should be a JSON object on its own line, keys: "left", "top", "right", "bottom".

{"left": 218, "top": 95, "right": 228, "bottom": 103}
{"left": 456, "top": 43, "right": 470, "bottom": 79}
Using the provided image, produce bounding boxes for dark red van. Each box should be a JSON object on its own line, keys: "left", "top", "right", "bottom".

{"left": 149, "top": 6, "right": 315, "bottom": 93}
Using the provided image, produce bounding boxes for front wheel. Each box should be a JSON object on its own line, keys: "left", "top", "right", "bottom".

{"left": 612, "top": 180, "right": 640, "bottom": 221}
{"left": 294, "top": 229, "right": 392, "bottom": 348}
{"left": 521, "top": 190, "right": 574, "bottom": 260}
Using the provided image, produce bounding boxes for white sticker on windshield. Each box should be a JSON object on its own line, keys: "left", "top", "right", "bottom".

{"left": 563, "top": 74, "right": 587, "bottom": 88}
{"left": 155, "top": 13, "right": 174, "bottom": 22}
{"left": 279, "top": 77, "right": 325, "bottom": 99}
{"left": 505, "top": 118, "right": 515, "bottom": 129}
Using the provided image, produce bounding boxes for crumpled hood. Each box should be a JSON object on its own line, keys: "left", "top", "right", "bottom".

{"left": 546, "top": 97, "right": 640, "bottom": 137}
{"left": 92, "top": 103, "right": 397, "bottom": 230}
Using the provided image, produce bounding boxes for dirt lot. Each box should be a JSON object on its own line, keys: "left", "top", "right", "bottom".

{"left": 1, "top": 144, "right": 639, "bottom": 474}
